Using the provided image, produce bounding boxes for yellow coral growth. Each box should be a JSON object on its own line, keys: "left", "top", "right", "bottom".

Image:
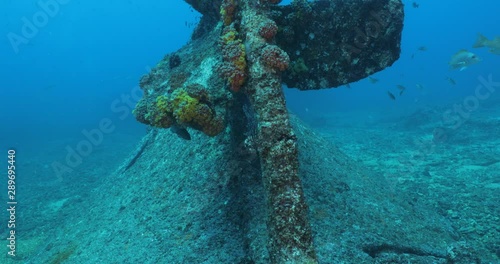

{"left": 220, "top": 26, "right": 247, "bottom": 92}
{"left": 148, "top": 87, "right": 224, "bottom": 137}
{"left": 221, "top": 29, "right": 237, "bottom": 43}
{"left": 153, "top": 95, "right": 174, "bottom": 128}
{"left": 234, "top": 44, "right": 246, "bottom": 70}
{"left": 220, "top": 0, "right": 236, "bottom": 26}
{"left": 170, "top": 89, "right": 201, "bottom": 123}
{"left": 156, "top": 95, "right": 169, "bottom": 110}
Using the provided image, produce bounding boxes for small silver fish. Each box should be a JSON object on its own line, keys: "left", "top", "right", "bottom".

{"left": 446, "top": 77, "right": 456, "bottom": 85}
{"left": 415, "top": 83, "right": 424, "bottom": 90}
{"left": 387, "top": 91, "right": 396, "bottom": 100}
{"left": 473, "top": 33, "right": 500, "bottom": 55}
{"left": 448, "top": 49, "right": 481, "bottom": 71}
{"left": 418, "top": 46, "right": 427, "bottom": 51}
{"left": 396, "top": 84, "right": 406, "bottom": 91}
{"left": 368, "top": 77, "right": 379, "bottom": 84}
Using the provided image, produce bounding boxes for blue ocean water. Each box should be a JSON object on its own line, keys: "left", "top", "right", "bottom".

{"left": 2, "top": 1, "right": 197, "bottom": 144}
{"left": 1, "top": 0, "right": 499, "bottom": 263}
{"left": 2, "top": 0, "right": 498, "bottom": 143}
{"left": 285, "top": 0, "right": 500, "bottom": 114}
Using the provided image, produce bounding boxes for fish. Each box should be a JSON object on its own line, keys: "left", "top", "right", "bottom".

{"left": 446, "top": 77, "right": 456, "bottom": 85}
{"left": 345, "top": 83, "right": 351, "bottom": 89}
{"left": 396, "top": 85, "right": 406, "bottom": 96}
{"left": 368, "top": 77, "right": 379, "bottom": 84}
{"left": 415, "top": 83, "right": 424, "bottom": 90}
{"left": 418, "top": 46, "right": 427, "bottom": 51}
{"left": 171, "top": 125, "right": 191, "bottom": 140}
{"left": 410, "top": 46, "right": 426, "bottom": 59}
{"left": 448, "top": 49, "right": 481, "bottom": 71}
{"left": 412, "top": 2, "right": 419, "bottom": 8}
{"left": 387, "top": 91, "right": 396, "bottom": 100}
{"left": 473, "top": 33, "right": 500, "bottom": 55}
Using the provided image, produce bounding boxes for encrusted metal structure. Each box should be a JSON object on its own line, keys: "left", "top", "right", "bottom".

{"left": 133, "top": 1, "right": 404, "bottom": 262}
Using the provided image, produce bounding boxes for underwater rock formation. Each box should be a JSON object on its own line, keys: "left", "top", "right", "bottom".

{"left": 50, "top": 119, "right": 475, "bottom": 263}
